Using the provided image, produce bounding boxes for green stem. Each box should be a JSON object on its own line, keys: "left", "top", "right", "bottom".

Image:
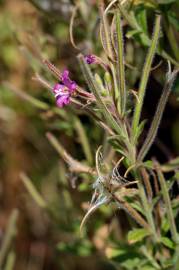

{"left": 137, "top": 179, "right": 158, "bottom": 241}
{"left": 173, "top": 244, "right": 179, "bottom": 270}
{"left": 132, "top": 15, "right": 161, "bottom": 137}
{"left": 20, "top": 173, "right": 47, "bottom": 208}
{"left": 4, "top": 252, "right": 16, "bottom": 270}
{"left": 116, "top": 10, "right": 126, "bottom": 116}
{"left": 156, "top": 166, "right": 178, "bottom": 243}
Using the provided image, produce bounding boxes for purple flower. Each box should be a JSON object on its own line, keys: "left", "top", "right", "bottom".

{"left": 56, "top": 93, "right": 70, "bottom": 107}
{"left": 53, "top": 83, "right": 70, "bottom": 108}
{"left": 61, "top": 70, "right": 77, "bottom": 93}
{"left": 52, "top": 70, "right": 77, "bottom": 108}
{"left": 84, "top": 54, "right": 96, "bottom": 65}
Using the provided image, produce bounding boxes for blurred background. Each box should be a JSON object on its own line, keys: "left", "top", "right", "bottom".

{"left": 0, "top": 0, "right": 179, "bottom": 269}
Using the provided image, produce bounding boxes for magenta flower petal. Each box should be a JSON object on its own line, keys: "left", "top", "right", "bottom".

{"left": 61, "top": 70, "right": 69, "bottom": 80}
{"left": 53, "top": 83, "right": 65, "bottom": 94}
{"left": 56, "top": 93, "right": 70, "bottom": 107}
{"left": 61, "top": 70, "right": 77, "bottom": 93}
{"left": 52, "top": 69, "right": 77, "bottom": 108}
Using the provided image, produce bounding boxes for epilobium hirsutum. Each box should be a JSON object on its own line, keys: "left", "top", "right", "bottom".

{"left": 35, "top": 2, "right": 179, "bottom": 268}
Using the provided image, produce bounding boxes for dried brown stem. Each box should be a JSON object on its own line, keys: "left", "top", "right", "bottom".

{"left": 141, "top": 168, "right": 153, "bottom": 200}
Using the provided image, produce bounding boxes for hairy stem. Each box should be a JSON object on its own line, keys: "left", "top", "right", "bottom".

{"left": 156, "top": 164, "right": 178, "bottom": 243}
{"left": 132, "top": 15, "right": 161, "bottom": 137}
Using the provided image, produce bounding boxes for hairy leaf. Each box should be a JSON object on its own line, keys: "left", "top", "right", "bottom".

{"left": 138, "top": 69, "right": 178, "bottom": 161}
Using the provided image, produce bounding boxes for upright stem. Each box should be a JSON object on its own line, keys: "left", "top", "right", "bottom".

{"left": 132, "top": 15, "right": 161, "bottom": 137}
{"left": 156, "top": 166, "right": 178, "bottom": 243}
{"left": 156, "top": 165, "right": 179, "bottom": 269}
{"left": 137, "top": 178, "right": 158, "bottom": 241}
{"left": 116, "top": 10, "right": 126, "bottom": 116}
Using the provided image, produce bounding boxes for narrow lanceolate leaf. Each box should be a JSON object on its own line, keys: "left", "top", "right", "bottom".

{"left": 161, "top": 237, "right": 175, "bottom": 250}
{"left": 138, "top": 70, "right": 178, "bottom": 162}
{"left": 116, "top": 10, "right": 126, "bottom": 115}
{"left": 162, "top": 157, "right": 179, "bottom": 172}
{"left": 128, "top": 228, "right": 151, "bottom": 244}
{"left": 99, "top": 3, "right": 114, "bottom": 61}
{"left": 132, "top": 15, "right": 161, "bottom": 137}
{"left": 133, "top": 119, "right": 147, "bottom": 144}
{"left": 78, "top": 54, "right": 124, "bottom": 137}
{"left": 99, "top": 3, "right": 120, "bottom": 112}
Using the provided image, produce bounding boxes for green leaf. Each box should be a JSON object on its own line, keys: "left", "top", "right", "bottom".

{"left": 133, "top": 119, "right": 147, "bottom": 144}
{"left": 130, "top": 201, "right": 145, "bottom": 215}
{"left": 161, "top": 157, "right": 179, "bottom": 172}
{"left": 161, "top": 217, "right": 170, "bottom": 233}
{"left": 143, "top": 160, "right": 153, "bottom": 169}
{"left": 126, "top": 29, "right": 141, "bottom": 39}
{"left": 161, "top": 237, "right": 175, "bottom": 249}
{"left": 162, "top": 259, "right": 174, "bottom": 268}
{"left": 136, "top": 8, "right": 148, "bottom": 34}
{"left": 127, "top": 228, "right": 151, "bottom": 244}
{"left": 57, "top": 240, "right": 93, "bottom": 256}
{"left": 141, "top": 266, "right": 158, "bottom": 270}
{"left": 107, "top": 136, "right": 128, "bottom": 156}
{"left": 168, "top": 11, "right": 179, "bottom": 31}
{"left": 107, "top": 246, "right": 143, "bottom": 269}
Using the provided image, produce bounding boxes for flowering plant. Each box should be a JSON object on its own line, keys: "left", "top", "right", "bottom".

{"left": 5, "top": 0, "right": 179, "bottom": 269}
{"left": 32, "top": 2, "right": 179, "bottom": 269}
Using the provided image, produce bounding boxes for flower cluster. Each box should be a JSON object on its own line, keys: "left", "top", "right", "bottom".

{"left": 53, "top": 70, "right": 77, "bottom": 108}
